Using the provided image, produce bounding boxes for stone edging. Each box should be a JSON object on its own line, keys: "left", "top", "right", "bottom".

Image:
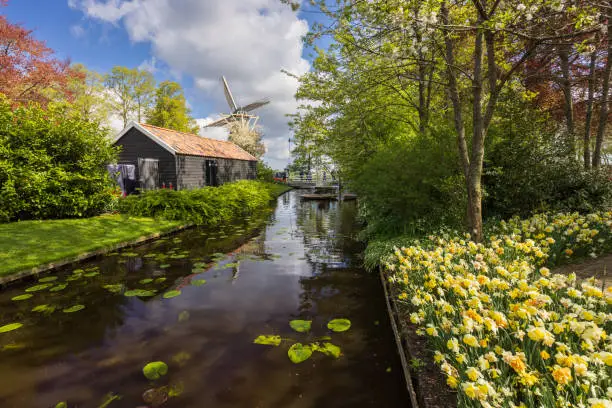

{"left": 379, "top": 266, "right": 421, "bottom": 408}
{"left": 0, "top": 223, "right": 193, "bottom": 287}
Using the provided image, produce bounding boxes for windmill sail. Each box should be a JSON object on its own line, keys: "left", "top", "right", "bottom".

{"left": 222, "top": 76, "right": 238, "bottom": 112}
{"left": 239, "top": 99, "right": 270, "bottom": 113}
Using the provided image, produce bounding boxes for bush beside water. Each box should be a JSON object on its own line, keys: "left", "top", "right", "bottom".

{"left": 118, "top": 181, "right": 289, "bottom": 225}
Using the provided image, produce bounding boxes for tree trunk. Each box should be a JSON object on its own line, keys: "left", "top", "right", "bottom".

{"left": 559, "top": 43, "right": 575, "bottom": 156}
{"left": 593, "top": 11, "right": 612, "bottom": 168}
{"left": 584, "top": 51, "right": 596, "bottom": 169}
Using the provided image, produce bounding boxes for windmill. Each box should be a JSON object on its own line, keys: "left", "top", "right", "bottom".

{"left": 204, "top": 76, "right": 270, "bottom": 129}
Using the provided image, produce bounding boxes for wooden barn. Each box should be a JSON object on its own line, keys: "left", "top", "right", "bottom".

{"left": 113, "top": 122, "right": 258, "bottom": 191}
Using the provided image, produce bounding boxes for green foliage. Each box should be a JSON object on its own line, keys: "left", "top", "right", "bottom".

{"left": 118, "top": 181, "right": 281, "bottom": 225}
{"left": 326, "top": 318, "right": 351, "bottom": 332}
{"left": 256, "top": 161, "right": 275, "bottom": 182}
{"left": 0, "top": 323, "right": 23, "bottom": 333}
{"left": 142, "top": 361, "right": 168, "bottom": 381}
{"left": 287, "top": 343, "right": 312, "bottom": 364}
{"left": 289, "top": 319, "right": 312, "bottom": 333}
{"left": 146, "top": 81, "right": 198, "bottom": 133}
{"left": 0, "top": 96, "right": 119, "bottom": 222}
{"left": 253, "top": 335, "right": 282, "bottom": 346}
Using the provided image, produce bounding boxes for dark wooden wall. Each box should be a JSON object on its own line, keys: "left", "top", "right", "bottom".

{"left": 217, "top": 158, "right": 257, "bottom": 184}
{"left": 114, "top": 128, "right": 177, "bottom": 189}
{"left": 176, "top": 155, "right": 206, "bottom": 190}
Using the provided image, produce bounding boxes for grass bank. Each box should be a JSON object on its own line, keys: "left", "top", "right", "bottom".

{"left": 382, "top": 211, "right": 612, "bottom": 407}
{"left": 0, "top": 215, "right": 183, "bottom": 277}
{"left": 0, "top": 181, "right": 291, "bottom": 278}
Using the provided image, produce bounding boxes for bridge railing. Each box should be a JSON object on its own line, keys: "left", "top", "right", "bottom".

{"left": 287, "top": 172, "right": 338, "bottom": 187}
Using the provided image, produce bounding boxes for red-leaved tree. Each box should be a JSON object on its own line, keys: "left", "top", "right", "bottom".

{"left": 0, "top": 9, "right": 78, "bottom": 106}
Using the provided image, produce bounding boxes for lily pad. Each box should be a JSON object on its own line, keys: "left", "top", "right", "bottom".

{"left": 144, "top": 253, "right": 157, "bottom": 258}
{"left": 32, "top": 304, "right": 56, "bottom": 313}
{"left": 103, "top": 284, "right": 123, "bottom": 293}
{"left": 63, "top": 305, "right": 85, "bottom": 313}
{"left": 191, "top": 279, "right": 207, "bottom": 287}
{"left": 139, "top": 278, "right": 153, "bottom": 284}
{"left": 193, "top": 262, "right": 207, "bottom": 268}
{"left": 289, "top": 319, "right": 312, "bottom": 333}
{"left": 154, "top": 277, "right": 167, "bottom": 284}
{"left": 169, "top": 254, "right": 187, "bottom": 259}
{"left": 11, "top": 294, "right": 33, "bottom": 301}
{"left": 288, "top": 343, "right": 312, "bottom": 364}
{"left": 124, "top": 289, "right": 156, "bottom": 297}
{"left": 38, "top": 276, "right": 58, "bottom": 283}
{"left": 253, "top": 335, "right": 281, "bottom": 346}
{"left": 55, "top": 403, "right": 67, "bottom": 408}
{"left": 315, "top": 342, "right": 342, "bottom": 358}
{"left": 327, "top": 318, "right": 351, "bottom": 332}
{"left": 66, "top": 275, "right": 82, "bottom": 281}
{"left": 163, "top": 290, "right": 181, "bottom": 299}
{"left": 83, "top": 271, "right": 99, "bottom": 277}
{"left": 121, "top": 252, "right": 139, "bottom": 257}
{"left": 0, "top": 323, "right": 23, "bottom": 333}
{"left": 25, "top": 283, "right": 52, "bottom": 292}
{"left": 73, "top": 269, "right": 84, "bottom": 274}
{"left": 49, "top": 283, "right": 68, "bottom": 292}
{"left": 159, "top": 264, "right": 171, "bottom": 269}
{"left": 142, "top": 361, "right": 168, "bottom": 380}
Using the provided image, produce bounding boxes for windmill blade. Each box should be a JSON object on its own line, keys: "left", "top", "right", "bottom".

{"left": 221, "top": 76, "right": 238, "bottom": 112}
{"left": 238, "top": 99, "right": 270, "bottom": 113}
{"left": 205, "top": 115, "right": 234, "bottom": 128}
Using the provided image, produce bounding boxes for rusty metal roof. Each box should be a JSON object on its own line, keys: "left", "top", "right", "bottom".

{"left": 138, "top": 123, "right": 258, "bottom": 161}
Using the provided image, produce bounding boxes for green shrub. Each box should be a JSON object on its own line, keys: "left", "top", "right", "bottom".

{"left": 117, "top": 180, "right": 283, "bottom": 225}
{"left": 256, "top": 161, "right": 275, "bottom": 182}
{"left": 0, "top": 96, "right": 118, "bottom": 222}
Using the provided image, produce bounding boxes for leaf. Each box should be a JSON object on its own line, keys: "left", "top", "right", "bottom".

{"left": 154, "top": 277, "right": 167, "bottom": 284}
{"left": 142, "top": 361, "right": 168, "bottom": 380}
{"left": 288, "top": 343, "right": 312, "bottom": 364}
{"left": 38, "top": 276, "right": 58, "bottom": 283}
{"left": 32, "top": 304, "right": 56, "bottom": 313}
{"left": 12, "top": 294, "right": 33, "bottom": 301}
{"left": 0, "top": 323, "right": 23, "bottom": 333}
{"left": 63, "top": 305, "right": 85, "bottom": 313}
{"left": 289, "top": 319, "right": 312, "bottom": 333}
{"left": 253, "top": 335, "right": 281, "bottom": 346}
{"left": 103, "top": 284, "right": 123, "bottom": 293}
{"left": 169, "top": 254, "right": 187, "bottom": 259}
{"left": 124, "top": 289, "right": 156, "bottom": 297}
{"left": 25, "top": 283, "right": 52, "bottom": 292}
{"left": 159, "top": 264, "right": 171, "bottom": 269}
{"left": 163, "top": 290, "right": 181, "bottom": 299}
{"left": 55, "top": 403, "right": 67, "bottom": 408}
{"left": 316, "top": 342, "right": 341, "bottom": 358}
{"left": 83, "top": 271, "right": 99, "bottom": 277}
{"left": 121, "top": 252, "right": 139, "bottom": 257}
{"left": 191, "top": 279, "right": 207, "bottom": 287}
{"left": 50, "top": 283, "right": 68, "bottom": 292}
{"left": 327, "top": 318, "right": 351, "bottom": 332}
{"left": 139, "top": 278, "right": 153, "bottom": 284}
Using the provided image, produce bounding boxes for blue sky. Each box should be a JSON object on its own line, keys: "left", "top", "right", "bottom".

{"left": 3, "top": 0, "right": 329, "bottom": 138}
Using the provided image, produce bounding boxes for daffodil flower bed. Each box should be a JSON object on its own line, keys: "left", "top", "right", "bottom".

{"left": 385, "top": 212, "right": 612, "bottom": 408}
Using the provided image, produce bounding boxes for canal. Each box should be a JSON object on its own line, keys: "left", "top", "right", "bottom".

{"left": 0, "top": 191, "right": 409, "bottom": 407}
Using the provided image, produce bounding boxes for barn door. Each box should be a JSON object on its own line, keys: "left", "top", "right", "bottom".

{"left": 205, "top": 160, "right": 218, "bottom": 186}
{"left": 138, "top": 158, "right": 159, "bottom": 190}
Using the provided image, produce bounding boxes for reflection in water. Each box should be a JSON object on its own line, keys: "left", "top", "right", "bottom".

{"left": 0, "top": 191, "right": 409, "bottom": 408}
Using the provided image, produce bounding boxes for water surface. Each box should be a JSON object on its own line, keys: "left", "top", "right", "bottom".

{"left": 0, "top": 191, "right": 409, "bottom": 407}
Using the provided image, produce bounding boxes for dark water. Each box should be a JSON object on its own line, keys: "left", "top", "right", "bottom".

{"left": 0, "top": 191, "right": 409, "bottom": 408}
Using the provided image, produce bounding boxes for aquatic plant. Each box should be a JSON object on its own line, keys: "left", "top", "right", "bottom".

{"left": 191, "top": 279, "right": 207, "bottom": 287}
{"left": 124, "top": 289, "right": 156, "bottom": 297}
{"left": 25, "top": 283, "right": 52, "bottom": 292}
{"left": 38, "top": 276, "right": 57, "bottom": 283}
{"left": 55, "top": 402, "right": 67, "bottom": 408}
{"left": 162, "top": 290, "right": 181, "bottom": 299}
{"left": 63, "top": 305, "right": 85, "bottom": 313}
{"left": 253, "top": 318, "right": 350, "bottom": 363}
{"left": 11, "top": 294, "right": 33, "bottom": 301}
{"left": 32, "top": 304, "right": 56, "bottom": 314}
{"left": 142, "top": 361, "right": 168, "bottom": 380}
{"left": 139, "top": 278, "right": 153, "bottom": 284}
{"left": 49, "top": 283, "right": 68, "bottom": 292}
{"left": 103, "top": 284, "right": 123, "bottom": 293}
{"left": 0, "top": 323, "right": 23, "bottom": 333}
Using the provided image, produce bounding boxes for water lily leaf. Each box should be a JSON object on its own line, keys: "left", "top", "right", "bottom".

{"left": 73, "top": 269, "right": 84, "bottom": 274}
{"left": 288, "top": 343, "right": 312, "bottom": 364}
{"left": 178, "top": 311, "right": 190, "bottom": 322}
{"left": 159, "top": 264, "right": 171, "bottom": 269}
{"left": 49, "top": 283, "right": 68, "bottom": 292}
{"left": 289, "top": 320, "right": 312, "bottom": 333}
{"left": 63, "top": 305, "right": 85, "bottom": 313}
{"left": 124, "top": 289, "right": 156, "bottom": 297}
{"left": 253, "top": 335, "right": 281, "bottom": 346}
{"left": 0, "top": 323, "right": 23, "bottom": 333}
{"left": 142, "top": 361, "right": 168, "bottom": 380}
{"left": 168, "top": 381, "right": 184, "bottom": 397}
{"left": 38, "top": 276, "right": 57, "bottom": 283}
{"left": 83, "top": 271, "right": 99, "bottom": 277}
{"left": 139, "top": 278, "right": 153, "bottom": 284}
{"left": 32, "top": 304, "right": 55, "bottom": 313}
{"left": 12, "top": 294, "right": 33, "bottom": 301}
{"left": 144, "top": 253, "right": 157, "bottom": 258}
{"left": 65, "top": 275, "right": 82, "bottom": 281}
{"left": 171, "top": 351, "right": 191, "bottom": 366}
{"left": 103, "top": 284, "right": 123, "bottom": 293}
{"left": 169, "top": 254, "right": 187, "bottom": 259}
{"left": 121, "top": 252, "right": 139, "bottom": 257}
{"left": 193, "top": 262, "right": 207, "bottom": 268}
{"left": 316, "top": 342, "right": 342, "bottom": 358}
{"left": 55, "top": 402, "right": 67, "bottom": 408}
{"left": 191, "top": 279, "right": 207, "bottom": 287}
{"left": 25, "top": 283, "right": 52, "bottom": 292}
{"left": 327, "top": 318, "right": 351, "bottom": 332}
{"left": 163, "top": 290, "right": 181, "bottom": 299}
{"left": 154, "top": 277, "right": 167, "bottom": 284}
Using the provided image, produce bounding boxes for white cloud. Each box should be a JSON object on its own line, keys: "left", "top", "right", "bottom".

{"left": 69, "top": 24, "right": 86, "bottom": 38}
{"left": 138, "top": 56, "right": 157, "bottom": 74}
{"left": 69, "top": 0, "right": 310, "bottom": 169}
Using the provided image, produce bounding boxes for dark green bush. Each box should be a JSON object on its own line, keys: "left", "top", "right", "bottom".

{"left": 0, "top": 96, "right": 119, "bottom": 222}
{"left": 117, "top": 180, "right": 281, "bottom": 225}
{"left": 256, "top": 161, "right": 275, "bottom": 182}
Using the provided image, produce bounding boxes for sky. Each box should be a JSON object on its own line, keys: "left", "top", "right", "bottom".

{"left": 3, "top": 0, "right": 329, "bottom": 169}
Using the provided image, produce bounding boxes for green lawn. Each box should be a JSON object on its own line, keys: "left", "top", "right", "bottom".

{"left": 0, "top": 215, "right": 182, "bottom": 277}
